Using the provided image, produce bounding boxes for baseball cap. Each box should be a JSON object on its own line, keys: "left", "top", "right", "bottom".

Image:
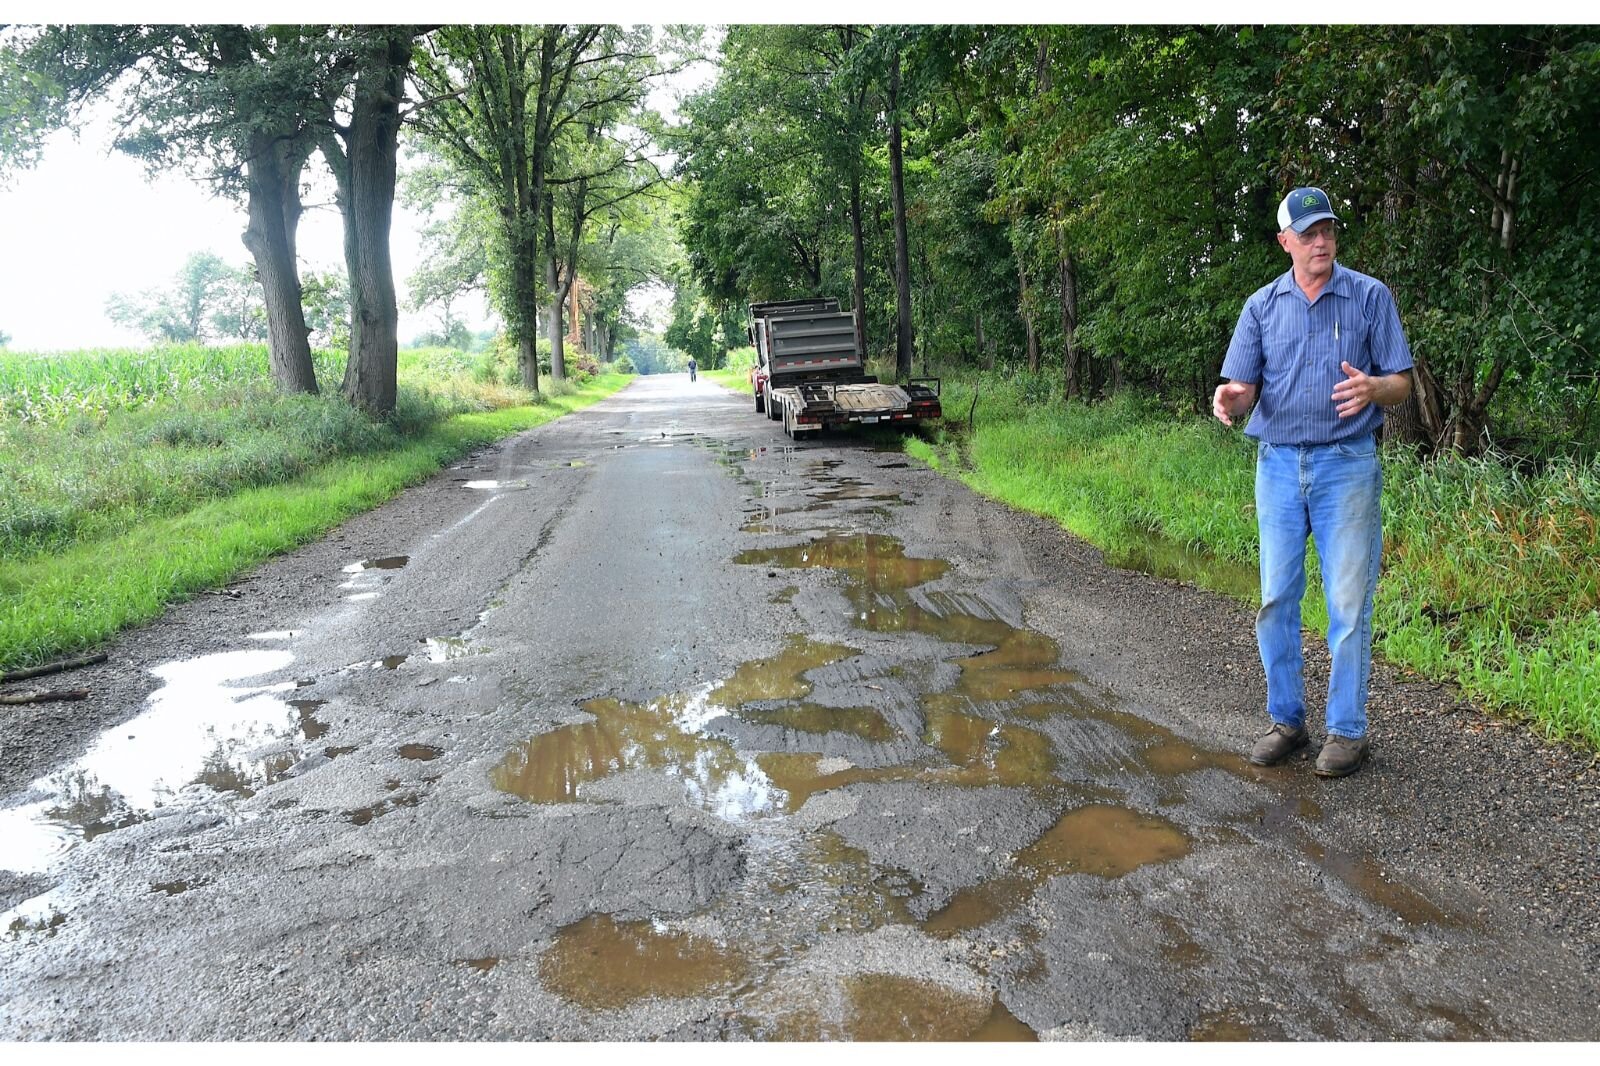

{"left": 1277, "top": 187, "right": 1340, "bottom": 233}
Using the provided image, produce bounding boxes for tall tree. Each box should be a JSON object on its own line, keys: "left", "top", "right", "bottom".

{"left": 0, "top": 25, "right": 333, "bottom": 393}
{"left": 317, "top": 25, "right": 424, "bottom": 416}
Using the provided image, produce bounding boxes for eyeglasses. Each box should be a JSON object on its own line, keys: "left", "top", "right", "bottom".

{"left": 1291, "top": 222, "right": 1339, "bottom": 245}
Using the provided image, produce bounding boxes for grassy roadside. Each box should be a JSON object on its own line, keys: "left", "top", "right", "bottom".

{"left": 705, "top": 346, "right": 757, "bottom": 394}
{"left": 0, "top": 347, "right": 631, "bottom": 671}
{"left": 903, "top": 370, "right": 1600, "bottom": 751}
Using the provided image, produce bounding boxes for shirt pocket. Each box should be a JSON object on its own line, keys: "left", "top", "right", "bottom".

{"left": 1265, "top": 315, "right": 1302, "bottom": 361}
{"left": 1334, "top": 314, "right": 1371, "bottom": 370}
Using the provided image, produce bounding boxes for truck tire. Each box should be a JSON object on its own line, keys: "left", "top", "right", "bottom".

{"left": 755, "top": 390, "right": 764, "bottom": 414}
{"left": 768, "top": 395, "right": 782, "bottom": 421}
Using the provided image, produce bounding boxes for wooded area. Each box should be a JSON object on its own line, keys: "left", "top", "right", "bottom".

{"left": 3, "top": 25, "right": 1596, "bottom": 455}
{"left": 672, "top": 25, "right": 1600, "bottom": 458}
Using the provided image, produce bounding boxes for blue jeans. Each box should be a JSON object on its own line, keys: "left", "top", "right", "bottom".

{"left": 1255, "top": 437, "right": 1383, "bottom": 739}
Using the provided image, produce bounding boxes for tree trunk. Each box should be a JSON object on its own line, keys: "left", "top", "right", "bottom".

{"left": 336, "top": 28, "right": 412, "bottom": 417}
{"left": 240, "top": 133, "right": 318, "bottom": 394}
{"left": 888, "top": 48, "right": 915, "bottom": 383}
{"left": 1059, "top": 239, "right": 1079, "bottom": 401}
{"left": 850, "top": 170, "right": 869, "bottom": 359}
{"left": 1021, "top": 261, "right": 1039, "bottom": 373}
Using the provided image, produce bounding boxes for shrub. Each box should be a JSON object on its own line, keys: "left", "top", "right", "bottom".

{"left": 612, "top": 354, "right": 636, "bottom": 375}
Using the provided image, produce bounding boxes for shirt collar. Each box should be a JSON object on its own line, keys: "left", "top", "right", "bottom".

{"left": 1270, "top": 260, "right": 1351, "bottom": 301}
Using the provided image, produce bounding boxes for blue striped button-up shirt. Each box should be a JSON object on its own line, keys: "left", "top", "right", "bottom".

{"left": 1220, "top": 261, "right": 1414, "bottom": 445}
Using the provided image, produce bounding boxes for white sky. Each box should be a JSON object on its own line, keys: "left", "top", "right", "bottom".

{"left": 0, "top": 6, "right": 1552, "bottom": 351}
{"left": 0, "top": 112, "right": 459, "bottom": 351}
{"left": 0, "top": 21, "right": 722, "bottom": 353}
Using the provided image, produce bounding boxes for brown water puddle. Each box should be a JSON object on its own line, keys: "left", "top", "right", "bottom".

{"left": 289, "top": 698, "right": 329, "bottom": 740}
{"left": 460, "top": 957, "right": 500, "bottom": 973}
{"left": 1304, "top": 841, "right": 1462, "bottom": 928}
{"left": 736, "top": 702, "right": 895, "bottom": 742}
{"left": 737, "top": 532, "right": 1076, "bottom": 699}
{"left": 540, "top": 913, "right": 749, "bottom": 1010}
{"left": 492, "top": 637, "right": 877, "bottom": 814}
{"left": 735, "top": 532, "right": 949, "bottom": 591}
{"left": 759, "top": 975, "right": 1034, "bottom": 1041}
{"left": 707, "top": 636, "right": 856, "bottom": 705}
{"left": 1015, "top": 697, "right": 1266, "bottom": 783}
{"left": 345, "top": 793, "right": 420, "bottom": 826}
{"left": 398, "top": 744, "right": 443, "bottom": 761}
{"left": 922, "top": 708, "right": 1057, "bottom": 789}
{"left": 491, "top": 694, "right": 776, "bottom": 815}
{"left": 342, "top": 556, "right": 409, "bottom": 572}
{"left": 925, "top": 804, "right": 1193, "bottom": 936}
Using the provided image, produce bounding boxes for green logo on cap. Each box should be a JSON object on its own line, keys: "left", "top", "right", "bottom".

{"left": 1302, "top": 193, "right": 1321, "bottom": 208}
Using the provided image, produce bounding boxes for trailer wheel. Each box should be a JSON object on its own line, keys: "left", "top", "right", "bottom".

{"left": 755, "top": 390, "right": 764, "bottom": 414}
{"left": 768, "top": 395, "right": 782, "bottom": 421}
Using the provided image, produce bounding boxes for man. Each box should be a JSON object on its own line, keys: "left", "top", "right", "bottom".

{"left": 1213, "top": 187, "right": 1414, "bottom": 778}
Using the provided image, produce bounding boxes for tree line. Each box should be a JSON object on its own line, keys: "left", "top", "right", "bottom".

{"left": 670, "top": 26, "right": 1600, "bottom": 456}
{"left": 0, "top": 25, "right": 688, "bottom": 415}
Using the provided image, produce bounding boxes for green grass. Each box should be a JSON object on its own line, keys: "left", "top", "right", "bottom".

{"left": 904, "top": 367, "right": 1600, "bottom": 750}
{"left": 706, "top": 346, "right": 757, "bottom": 393}
{"left": 0, "top": 342, "right": 630, "bottom": 670}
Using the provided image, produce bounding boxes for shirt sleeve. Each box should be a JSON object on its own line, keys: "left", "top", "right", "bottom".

{"left": 1220, "top": 298, "right": 1265, "bottom": 383}
{"left": 1368, "top": 283, "right": 1415, "bottom": 375}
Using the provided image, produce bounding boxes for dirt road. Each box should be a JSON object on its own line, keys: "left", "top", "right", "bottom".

{"left": 2, "top": 374, "right": 1596, "bottom": 1040}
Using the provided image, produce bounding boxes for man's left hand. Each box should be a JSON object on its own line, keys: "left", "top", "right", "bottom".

{"left": 1332, "top": 361, "right": 1374, "bottom": 418}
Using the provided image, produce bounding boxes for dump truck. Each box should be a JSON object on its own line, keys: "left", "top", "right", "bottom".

{"left": 748, "top": 299, "right": 941, "bottom": 439}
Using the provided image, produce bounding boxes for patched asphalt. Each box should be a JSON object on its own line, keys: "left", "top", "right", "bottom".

{"left": 1, "top": 373, "right": 1596, "bottom": 1040}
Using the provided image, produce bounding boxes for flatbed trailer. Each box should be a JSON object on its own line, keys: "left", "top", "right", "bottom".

{"left": 748, "top": 299, "right": 941, "bottom": 439}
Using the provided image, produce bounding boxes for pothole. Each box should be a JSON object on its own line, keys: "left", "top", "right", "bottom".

{"left": 539, "top": 913, "right": 748, "bottom": 1010}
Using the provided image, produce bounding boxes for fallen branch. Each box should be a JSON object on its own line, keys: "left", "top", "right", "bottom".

{"left": 0, "top": 652, "right": 108, "bottom": 683}
{"left": 0, "top": 689, "right": 90, "bottom": 705}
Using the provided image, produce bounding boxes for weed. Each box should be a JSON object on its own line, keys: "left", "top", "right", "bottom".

{"left": 909, "top": 361, "right": 1600, "bottom": 750}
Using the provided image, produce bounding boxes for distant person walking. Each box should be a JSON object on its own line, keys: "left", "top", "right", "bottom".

{"left": 687, "top": 356, "right": 697, "bottom": 382}
{"left": 1213, "top": 187, "right": 1415, "bottom": 778}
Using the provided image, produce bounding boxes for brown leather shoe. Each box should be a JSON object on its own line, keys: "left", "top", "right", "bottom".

{"left": 1249, "top": 723, "right": 1309, "bottom": 766}
{"left": 1314, "top": 734, "right": 1370, "bottom": 778}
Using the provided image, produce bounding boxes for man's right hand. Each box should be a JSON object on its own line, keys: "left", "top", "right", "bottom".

{"left": 1212, "top": 381, "right": 1257, "bottom": 427}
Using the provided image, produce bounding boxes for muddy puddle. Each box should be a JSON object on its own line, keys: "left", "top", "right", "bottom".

{"left": 744, "top": 974, "right": 1035, "bottom": 1041}
{"left": 925, "top": 804, "right": 1193, "bottom": 936}
{"left": 0, "top": 648, "right": 324, "bottom": 875}
{"left": 493, "top": 462, "right": 1457, "bottom": 1027}
{"left": 461, "top": 479, "right": 528, "bottom": 491}
{"left": 540, "top": 913, "right": 749, "bottom": 1010}
{"left": 341, "top": 556, "right": 409, "bottom": 573}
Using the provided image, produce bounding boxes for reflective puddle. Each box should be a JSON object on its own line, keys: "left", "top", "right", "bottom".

{"left": 751, "top": 975, "right": 1033, "bottom": 1041}
{"left": 708, "top": 636, "right": 857, "bottom": 705}
{"left": 734, "top": 702, "right": 895, "bottom": 742}
{"left": 341, "top": 556, "right": 409, "bottom": 573}
{"left": 925, "top": 804, "right": 1193, "bottom": 936}
{"left": 0, "top": 648, "right": 314, "bottom": 874}
{"left": 491, "top": 692, "right": 779, "bottom": 816}
{"left": 540, "top": 913, "right": 749, "bottom": 1010}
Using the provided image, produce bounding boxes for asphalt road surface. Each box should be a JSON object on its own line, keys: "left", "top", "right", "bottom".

{"left": 1, "top": 374, "right": 1596, "bottom": 1040}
